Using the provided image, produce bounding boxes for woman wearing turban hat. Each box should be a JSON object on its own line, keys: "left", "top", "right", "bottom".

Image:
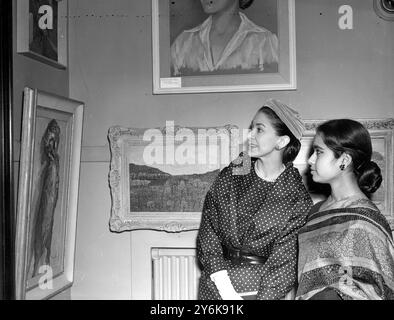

{"left": 197, "top": 99, "right": 313, "bottom": 300}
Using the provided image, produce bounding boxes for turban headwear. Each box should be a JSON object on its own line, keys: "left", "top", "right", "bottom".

{"left": 262, "top": 99, "right": 305, "bottom": 140}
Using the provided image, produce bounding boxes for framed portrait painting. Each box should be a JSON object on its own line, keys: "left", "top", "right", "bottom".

{"left": 108, "top": 124, "right": 239, "bottom": 232}
{"left": 15, "top": 88, "right": 84, "bottom": 299}
{"left": 152, "top": 0, "right": 296, "bottom": 94}
{"left": 17, "top": 0, "right": 68, "bottom": 69}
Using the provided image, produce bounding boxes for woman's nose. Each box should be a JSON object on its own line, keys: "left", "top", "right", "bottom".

{"left": 308, "top": 152, "right": 316, "bottom": 165}
{"left": 247, "top": 128, "right": 255, "bottom": 140}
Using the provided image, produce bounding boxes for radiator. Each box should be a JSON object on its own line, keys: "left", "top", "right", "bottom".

{"left": 151, "top": 248, "right": 200, "bottom": 300}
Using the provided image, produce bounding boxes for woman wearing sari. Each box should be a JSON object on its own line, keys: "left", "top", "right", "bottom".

{"left": 296, "top": 119, "right": 394, "bottom": 300}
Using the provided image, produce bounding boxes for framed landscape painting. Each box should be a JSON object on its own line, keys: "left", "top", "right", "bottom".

{"left": 108, "top": 124, "right": 239, "bottom": 232}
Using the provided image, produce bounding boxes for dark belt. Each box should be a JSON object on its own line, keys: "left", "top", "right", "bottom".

{"left": 222, "top": 244, "right": 267, "bottom": 266}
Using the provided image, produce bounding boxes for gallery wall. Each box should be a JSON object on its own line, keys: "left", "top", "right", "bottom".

{"left": 12, "top": 0, "right": 70, "bottom": 300}
{"left": 68, "top": 0, "right": 394, "bottom": 299}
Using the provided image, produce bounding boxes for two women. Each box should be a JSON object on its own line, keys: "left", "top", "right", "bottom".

{"left": 198, "top": 102, "right": 394, "bottom": 300}
{"left": 197, "top": 99, "right": 313, "bottom": 299}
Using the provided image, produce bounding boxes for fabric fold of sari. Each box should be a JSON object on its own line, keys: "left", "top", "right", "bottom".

{"left": 296, "top": 205, "right": 394, "bottom": 300}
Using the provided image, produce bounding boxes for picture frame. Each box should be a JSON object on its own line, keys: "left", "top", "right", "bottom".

{"left": 294, "top": 118, "right": 394, "bottom": 230}
{"left": 108, "top": 124, "right": 239, "bottom": 232}
{"left": 15, "top": 87, "right": 84, "bottom": 300}
{"left": 17, "top": 0, "right": 68, "bottom": 69}
{"left": 152, "top": 0, "right": 296, "bottom": 94}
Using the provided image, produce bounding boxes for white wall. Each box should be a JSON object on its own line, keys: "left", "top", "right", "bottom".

{"left": 68, "top": 0, "right": 394, "bottom": 299}
{"left": 71, "top": 162, "right": 132, "bottom": 299}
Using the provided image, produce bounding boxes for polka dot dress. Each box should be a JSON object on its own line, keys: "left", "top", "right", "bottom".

{"left": 197, "top": 154, "right": 313, "bottom": 300}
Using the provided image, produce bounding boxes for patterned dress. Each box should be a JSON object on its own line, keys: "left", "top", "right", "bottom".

{"left": 296, "top": 198, "right": 394, "bottom": 300}
{"left": 197, "top": 154, "right": 313, "bottom": 299}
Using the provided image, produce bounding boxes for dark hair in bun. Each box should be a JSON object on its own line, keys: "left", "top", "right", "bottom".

{"left": 357, "top": 161, "right": 382, "bottom": 194}
{"left": 239, "top": 0, "right": 254, "bottom": 10}
{"left": 316, "top": 119, "right": 382, "bottom": 194}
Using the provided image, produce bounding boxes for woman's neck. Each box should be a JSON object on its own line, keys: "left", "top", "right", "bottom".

{"left": 329, "top": 172, "right": 365, "bottom": 202}
{"left": 211, "top": 5, "right": 240, "bottom": 34}
{"left": 255, "top": 158, "right": 285, "bottom": 181}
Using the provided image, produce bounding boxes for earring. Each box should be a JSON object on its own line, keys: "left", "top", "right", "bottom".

{"left": 340, "top": 163, "right": 345, "bottom": 171}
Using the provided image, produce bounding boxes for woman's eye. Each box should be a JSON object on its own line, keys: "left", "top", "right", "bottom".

{"left": 257, "top": 128, "right": 263, "bottom": 133}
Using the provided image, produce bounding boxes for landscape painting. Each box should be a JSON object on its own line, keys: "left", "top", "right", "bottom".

{"left": 108, "top": 125, "right": 239, "bottom": 232}
{"left": 129, "top": 163, "right": 218, "bottom": 212}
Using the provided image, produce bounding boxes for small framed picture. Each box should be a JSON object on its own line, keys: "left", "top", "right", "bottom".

{"left": 15, "top": 87, "right": 84, "bottom": 299}
{"left": 17, "top": 0, "right": 68, "bottom": 69}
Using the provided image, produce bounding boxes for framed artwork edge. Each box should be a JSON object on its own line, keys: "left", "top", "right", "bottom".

{"left": 152, "top": 0, "right": 297, "bottom": 94}
{"left": 16, "top": 0, "right": 68, "bottom": 69}
{"left": 108, "top": 124, "right": 239, "bottom": 233}
{"left": 15, "top": 87, "right": 84, "bottom": 300}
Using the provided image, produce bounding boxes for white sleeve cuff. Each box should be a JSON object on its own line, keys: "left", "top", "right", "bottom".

{"left": 210, "top": 270, "right": 242, "bottom": 300}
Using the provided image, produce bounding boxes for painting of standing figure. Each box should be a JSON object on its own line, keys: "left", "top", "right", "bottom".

{"left": 15, "top": 88, "right": 84, "bottom": 300}
{"left": 27, "top": 119, "right": 60, "bottom": 278}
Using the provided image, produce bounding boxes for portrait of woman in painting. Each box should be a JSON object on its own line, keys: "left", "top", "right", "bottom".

{"left": 170, "top": 0, "right": 279, "bottom": 76}
{"left": 27, "top": 119, "right": 60, "bottom": 279}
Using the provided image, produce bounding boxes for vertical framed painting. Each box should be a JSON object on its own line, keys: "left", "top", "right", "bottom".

{"left": 108, "top": 124, "right": 239, "bottom": 232}
{"left": 17, "top": 0, "right": 68, "bottom": 69}
{"left": 15, "top": 88, "right": 84, "bottom": 300}
{"left": 152, "top": 0, "right": 296, "bottom": 94}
